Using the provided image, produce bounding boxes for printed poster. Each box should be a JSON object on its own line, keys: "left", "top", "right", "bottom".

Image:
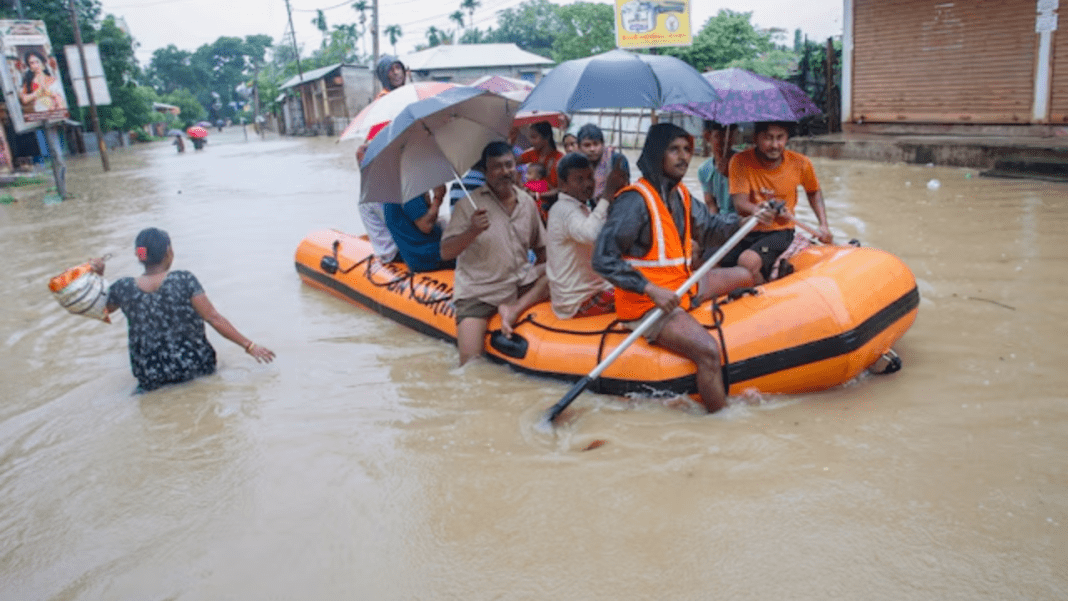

{"left": 0, "top": 20, "right": 70, "bottom": 133}
{"left": 615, "top": 0, "right": 693, "bottom": 49}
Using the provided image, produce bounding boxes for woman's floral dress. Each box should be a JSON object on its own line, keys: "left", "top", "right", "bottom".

{"left": 107, "top": 271, "right": 216, "bottom": 391}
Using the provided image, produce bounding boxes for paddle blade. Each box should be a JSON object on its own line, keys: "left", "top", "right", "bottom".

{"left": 542, "top": 375, "right": 594, "bottom": 426}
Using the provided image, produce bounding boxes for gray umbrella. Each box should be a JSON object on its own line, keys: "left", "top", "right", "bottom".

{"left": 360, "top": 86, "right": 520, "bottom": 205}
{"left": 518, "top": 49, "right": 722, "bottom": 113}
{"left": 166, "top": 129, "right": 184, "bottom": 137}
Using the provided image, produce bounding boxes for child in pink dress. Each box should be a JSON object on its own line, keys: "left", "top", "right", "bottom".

{"left": 524, "top": 163, "right": 551, "bottom": 222}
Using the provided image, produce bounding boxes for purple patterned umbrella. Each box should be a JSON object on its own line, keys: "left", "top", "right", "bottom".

{"left": 661, "top": 67, "right": 822, "bottom": 125}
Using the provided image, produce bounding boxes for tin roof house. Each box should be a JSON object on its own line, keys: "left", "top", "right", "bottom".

{"left": 400, "top": 43, "right": 554, "bottom": 85}
{"left": 279, "top": 63, "right": 375, "bottom": 136}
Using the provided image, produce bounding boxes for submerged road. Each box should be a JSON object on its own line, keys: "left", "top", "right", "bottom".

{"left": 1, "top": 128, "right": 1066, "bottom": 599}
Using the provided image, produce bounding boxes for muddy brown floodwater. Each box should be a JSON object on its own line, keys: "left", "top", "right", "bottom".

{"left": 1, "top": 129, "right": 1066, "bottom": 600}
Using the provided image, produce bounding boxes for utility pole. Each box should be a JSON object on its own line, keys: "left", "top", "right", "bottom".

{"left": 68, "top": 0, "right": 109, "bottom": 172}
{"left": 371, "top": 0, "right": 379, "bottom": 95}
{"left": 284, "top": 0, "right": 304, "bottom": 81}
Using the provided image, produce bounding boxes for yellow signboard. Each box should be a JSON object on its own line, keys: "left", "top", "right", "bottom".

{"left": 615, "top": 0, "right": 693, "bottom": 49}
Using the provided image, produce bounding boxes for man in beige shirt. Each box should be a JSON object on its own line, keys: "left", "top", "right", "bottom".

{"left": 546, "top": 152, "right": 629, "bottom": 319}
{"left": 441, "top": 142, "right": 549, "bottom": 366}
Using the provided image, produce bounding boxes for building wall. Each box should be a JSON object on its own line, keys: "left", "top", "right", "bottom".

{"left": 851, "top": 0, "right": 1040, "bottom": 125}
{"left": 1050, "top": 29, "right": 1068, "bottom": 123}
{"left": 341, "top": 66, "right": 375, "bottom": 120}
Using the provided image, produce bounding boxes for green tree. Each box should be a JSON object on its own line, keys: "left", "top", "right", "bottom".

{"left": 728, "top": 48, "right": 797, "bottom": 80}
{"left": 449, "top": 10, "right": 465, "bottom": 31}
{"left": 664, "top": 10, "right": 774, "bottom": 72}
{"left": 352, "top": 1, "right": 370, "bottom": 59}
{"left": 95, "top": 15, "right": 152, "bottom": 131}
{"left": 147, "top": 45, "right": 199, "bottom": 95}
{"left": 385, "top": 24, "right": 403, "bottom": 55}
{"left": 162, "top": 88, "right": 205, "bottom": 126}
{"left": 552, "top": 2, "right": 615, "bottom": 62}
{"left": 184, "top": 36, "right": 272, "bottom": 120}
{"left": 425, "top": 25, "right": 445, "bottom": 48}
{"left": 459, "top": 27, "right": 488, "bottom": 44}
{"left": 484, "top": 0, "right": 559, "bottom": 58}
{"left": 460, "top": 0, "right": 480, "bottom": 28}
{"left": 311, "top": 10, "right": 328, "bottom": 47}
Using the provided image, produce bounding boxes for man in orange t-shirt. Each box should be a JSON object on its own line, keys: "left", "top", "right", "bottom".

{"left": 723, "top": 121, "right": 833, "bottom": 284}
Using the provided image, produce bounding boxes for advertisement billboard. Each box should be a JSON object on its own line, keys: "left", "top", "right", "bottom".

{"left": 0, "top": 20, "right": 70, "bottom": 133}
{"left": 64, "top": 43, "right": 111, "bottom": 107}
{"left": 615, "top": 0, "right": 693, "bottom": 50}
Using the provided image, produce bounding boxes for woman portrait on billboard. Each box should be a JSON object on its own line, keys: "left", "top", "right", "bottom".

{"left": 17, "top": 48, "right": 66, "bottom": 114}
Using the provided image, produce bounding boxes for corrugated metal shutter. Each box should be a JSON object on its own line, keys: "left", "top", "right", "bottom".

{"left": 1051, "top": 30, "right": 1068, "bottom": 123}
{"left": 853, "top": 0, "right": 1036, "bottom": 124}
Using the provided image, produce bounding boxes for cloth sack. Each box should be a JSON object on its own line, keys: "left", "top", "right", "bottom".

{"left": 48, "top": 262, "right": 111, "bottom": 322}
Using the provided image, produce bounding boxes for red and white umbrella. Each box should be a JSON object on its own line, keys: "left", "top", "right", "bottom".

{"left": 470, "top": 74, "right": 535, "bottom": 95}
{"left": 186, "top": 126, "right": 208, "bottom": 139}
{"left": 338, "top": 81, "right": 458, "bottom": 142}
{"left": 501, "top": 89, "right": 567, "bottom": 129}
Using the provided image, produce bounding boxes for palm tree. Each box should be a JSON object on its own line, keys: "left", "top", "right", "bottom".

{"left": 352, "top": 1, "right": 369, "bottom": 59}
{"left": 460, "top": 0, "right": 480, "bottom": 30}
{"left": 449, "top": 10, "right": 465, "bottom": 32}
{"left": 385, "top": 24, "right": 403, "bottom": 56}
{"left": 426, "top": 26, "right": 443, "bottom": 48}
{"left": 311, "top": 10, "right": 328, "bottom": 47}
{"left": 333, "top": 24, "right": 360, "bottom": 62}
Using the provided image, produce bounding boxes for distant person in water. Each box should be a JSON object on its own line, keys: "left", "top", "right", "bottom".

{"left": 91, "top": 228, "right": 274, "bottom": 392}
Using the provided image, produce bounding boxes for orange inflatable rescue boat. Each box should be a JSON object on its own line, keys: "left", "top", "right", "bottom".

{"left": 295, "top": 229, "right": 918, "bottom": 397}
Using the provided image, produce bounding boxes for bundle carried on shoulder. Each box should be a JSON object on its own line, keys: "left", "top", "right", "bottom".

{"left": 48, "top": 261, "right": 110, "bottom": 323}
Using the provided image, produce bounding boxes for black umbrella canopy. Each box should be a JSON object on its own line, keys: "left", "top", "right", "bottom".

{"left": 519, "top": 49, "right": 722, "bottom": 113}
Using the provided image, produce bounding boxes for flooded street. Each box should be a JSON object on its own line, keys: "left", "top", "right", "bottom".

{"left": 2, "top": 129, "right": 1066, "bottom": 600}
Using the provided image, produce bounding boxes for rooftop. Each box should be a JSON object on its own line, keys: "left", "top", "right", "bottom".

{"left": 400, "top": 44, "right": 554, "bottom": 71}
{"left": 279, "top": 63, "right": 368, "bottom": 90}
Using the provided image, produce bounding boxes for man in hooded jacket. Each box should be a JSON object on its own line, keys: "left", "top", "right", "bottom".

{"left": 356, "top": 54, "right": 410, "bottom": 262}
{"left": 593, "top": 123, "right": 772, "bottom": 413}
{"left": 375, "top": 54, "right": 408, "bottom": 98}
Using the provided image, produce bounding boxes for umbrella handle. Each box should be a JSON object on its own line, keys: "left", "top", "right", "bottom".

{"left": 450, "top": 167, "right": 479, "bottom": 211}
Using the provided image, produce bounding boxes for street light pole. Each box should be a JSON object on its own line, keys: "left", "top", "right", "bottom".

{"left": 68, "top": 0, "right": 109, "bottom": 172}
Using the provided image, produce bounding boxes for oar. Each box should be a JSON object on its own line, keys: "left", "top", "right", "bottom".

{"left": 789, "top": 217, "right": 827, "bottom": 242}
{"left": 541, "top": 214, "right": 763, "bottom": 426}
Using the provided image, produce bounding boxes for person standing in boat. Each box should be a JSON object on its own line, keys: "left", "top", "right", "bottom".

{"left": 355, "top": 54, "right": 412, "bottom": 263}
{"left": 545, "top": 152, "right": 627, "bottom": 319}
{"left": 440, "top": 141, "right": 549, "bottom": 366}
{"left": 383, "top": 184, "right": 454, "bottom": 272}
{"left": 577, "top": 124, "right": 631, "bottom": 202}
{"left": 593, "top": 123, "right": 771, "bottom": 413}
{"left": 375, "top": 54, "right": 408, "bottom": 99}
{"left": 517, "top": 121, "right": 562, "bottom": 208}
{"left": 90, "top": 228, "right": 275, "bottom": 392}
{"left": 724, "top": 121, "right": 832, "bottom": 284}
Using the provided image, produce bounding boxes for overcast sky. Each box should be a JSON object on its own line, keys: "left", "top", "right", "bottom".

{"left": 98, "top": 0, "right": 843, "bottom": 67}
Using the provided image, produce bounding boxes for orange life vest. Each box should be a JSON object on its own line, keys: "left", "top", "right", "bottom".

{"left": 614, "top": 178, "right": 696, "bottom": 321}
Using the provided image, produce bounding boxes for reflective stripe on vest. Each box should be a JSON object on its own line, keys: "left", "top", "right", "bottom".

{"left": 614, "top": 178, "right": 695, "bottom": 321}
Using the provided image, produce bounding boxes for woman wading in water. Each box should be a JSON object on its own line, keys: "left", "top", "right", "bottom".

{"left": 91, "top": 228, "right": 274, "bottom": 392}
